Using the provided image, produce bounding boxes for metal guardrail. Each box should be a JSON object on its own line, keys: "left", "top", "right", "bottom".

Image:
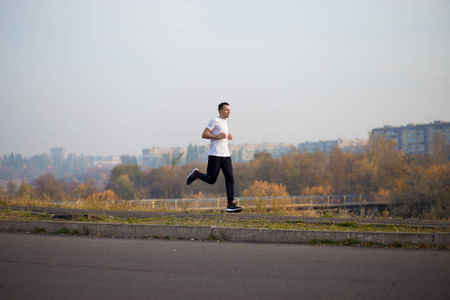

{"left": 129, "top": 194, "right": 391, "bottom": 211}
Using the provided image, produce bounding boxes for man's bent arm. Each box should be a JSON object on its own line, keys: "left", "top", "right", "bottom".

{"left": 202, "top": 128, "right": 226, "bottom": 140}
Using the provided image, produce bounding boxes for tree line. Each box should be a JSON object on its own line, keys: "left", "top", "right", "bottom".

{"left": 1, "top": 135, "right": 449, "bottom": 219}
{"left": 0, "top": 152, "right": 139, "bottom": 184}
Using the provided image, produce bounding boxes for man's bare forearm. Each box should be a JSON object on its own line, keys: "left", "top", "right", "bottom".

{"left": 202, "top": 128, "right": 226, "bottom": 140}
{"left": 202, "top": 132, "right": 224, "bottom": 139}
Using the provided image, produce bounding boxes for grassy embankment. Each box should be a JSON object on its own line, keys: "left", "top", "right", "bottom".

{"left": 2, "top": 208, "right": 449, "bottom": 249}
{"left": 1, "top": 207, "right": 448, "bottom": 235}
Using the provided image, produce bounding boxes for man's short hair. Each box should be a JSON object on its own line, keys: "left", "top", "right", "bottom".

{"left": 218, "top": 102, "right": 230, "bottom": 112}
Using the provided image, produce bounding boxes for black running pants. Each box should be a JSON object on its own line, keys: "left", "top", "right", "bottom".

{"left": 196, "top": 156, "right": 234, "bottom": 204}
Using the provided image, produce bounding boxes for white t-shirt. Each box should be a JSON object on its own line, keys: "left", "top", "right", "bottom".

{"left": 206, "top": 116, "right": 231, "bottom": 157}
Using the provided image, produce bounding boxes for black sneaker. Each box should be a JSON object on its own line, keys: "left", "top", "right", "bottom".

{"left": 186, "top": 169, "right": 199, "bottom": 185}
{"left": 226, "top": 204, "right": 242, "bottom": 213}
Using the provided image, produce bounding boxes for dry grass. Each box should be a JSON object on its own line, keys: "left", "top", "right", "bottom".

{"left": 0, "top": 195, "right": 153, "bottom": 212}
{"left": 1, "top": 208, "right": 448, "bottom": 236}
{"left": 0, "top": 195, "right": 372, "bottom": 219}
{"left": 0, "top": 195, "right": 439, "bottom": 221}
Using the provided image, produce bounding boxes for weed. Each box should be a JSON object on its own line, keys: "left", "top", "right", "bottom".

{"left": 54, "top": 228, "right": 80, "bottom": 235}
{"left": 318, "top": 221, "right": 335, "bottom": 226}
{"left": 57, "top": 228, "right": 71, "bottom": 234}
{"left": 343, "top": 238, "right": 368, "bottom": 246}
{"left": 252, "top": 198, "right": 267, "bottom": 215}
{"left": 200, "top": 210, "right": 219, "bottom": 214}
{"left": 308, "top": 238, "right": 382, "bottom": 248}
{"left": 307, "top": 239, "right": 338, "bottom": 246}
{"left": 337, "top": 221, "right": 360, "bottom": 228}
{"left": 160, "top": 152, "right": 184, "bottom": 200}
{"left": 36, "top": 212, "right": 50, "bottom": 220}
{"left": 33, "top": 227, "right": 46, "bottom": 234}
{"left": 180, "top": 199, "right": 193, "bottom": 213}
{"left": 285, "top": 220, "right": 304, "bottom": 224}
{"left": 126, "top": 218, "right": 140, "bottom": 224}
{"left": 392, "top": 241, "right": 404, "bottom": 248}
{"left": 207, "top": 235, "right": 222, "bottom": 241}
{"left": 321, "top": 213, "right": 334, "bottom": 218}
{"left": 162, "top": 217, "right": 176, "bottom": 225}
{"left": 306, "top": 238, "right": 449, "bottom": 249}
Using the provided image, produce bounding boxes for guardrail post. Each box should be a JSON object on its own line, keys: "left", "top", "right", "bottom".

{"left": 217, "top": 198, "right": 219, "bottom": 208}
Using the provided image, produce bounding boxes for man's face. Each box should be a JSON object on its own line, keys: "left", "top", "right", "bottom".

{"left": 220, "top": 105, "right": 230, "bottom": 119}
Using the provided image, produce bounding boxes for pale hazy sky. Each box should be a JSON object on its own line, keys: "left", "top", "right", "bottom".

{"left": 1, "top": 0, "right": 449, "bottom": 157}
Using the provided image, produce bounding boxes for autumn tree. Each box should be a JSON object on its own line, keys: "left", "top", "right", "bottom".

{"left": 34, "top": 174, "right": 67, "bottom": 200}
{"left": 114, "top": 174, "right": 136, "bottom": 199}
{"left": 349, "top": 134, "right": 408, "bottom": 194}
{"left": 348, "top": 156, "right": 376, "bottom": 194}
{"left": 110, "top": 164, "right": 143, "bottom": 184}
{"left": 70, "top": 178, "right": 98, "bottom": 199}
{"left": 242, "top": 180, "right": 289, "bottom": 197}
{"left": 328, "top": 147, "right": 352, "bottom": 194}
{"left": 303, "top": 152, "right": 331, "bottom": 190}
{"left": 6, "top": 181, "right": 17, "bottom": 197}
{"left": 108, "top": 164, "right": 143, "bottom": 199}
{"left": 17, "top": 181, "right": 35, "bottom": 199}
{"left": 302, "top": 185, "right": 332, "bottom": 196}
{"left": 399, "top": 163, "right": 450, "bottom": 219}
{"left": 429, "top": 132, "right": 450, "bottom": 165}
{"left": 278, "top": 152, "right": 309, "bottom": 195}
{"left": 250, "top": 152, "right": 285, "bottom": 184}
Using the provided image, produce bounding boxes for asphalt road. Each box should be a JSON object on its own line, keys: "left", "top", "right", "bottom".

{"left": 0, "top": 233, "right": 449, "bottom": 300}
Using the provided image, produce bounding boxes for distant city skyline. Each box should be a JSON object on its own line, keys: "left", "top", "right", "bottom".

{"left": 1, "top": 120, "right": 449, "bottom": 158}
{"left": 1, "top": 1, "right": 449, "bottom": 157}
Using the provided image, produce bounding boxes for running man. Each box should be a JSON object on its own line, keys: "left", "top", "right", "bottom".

{"left": 186, "top": 102, "right": 242, "bottom": 213}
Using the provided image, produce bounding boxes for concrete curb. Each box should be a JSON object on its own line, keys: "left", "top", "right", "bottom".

{"left": 212, "top": 227, "right": 449, "bottom": 246}
{"left": 1, "top": 220, "right": 449, "bottom": 246}
{"left": 0, "top": 220, "right": 212, "bottom": 240}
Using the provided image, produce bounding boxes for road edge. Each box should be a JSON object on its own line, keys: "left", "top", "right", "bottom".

{"left": 1, "top": 220, "right": 449, "bottom": 247}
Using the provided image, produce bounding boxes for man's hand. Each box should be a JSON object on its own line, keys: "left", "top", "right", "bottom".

{"left": 218, "top": 131, "right": 227, "bottom": 139}
{"left": 228, "top": 133, "right": 233, "bottom": 140}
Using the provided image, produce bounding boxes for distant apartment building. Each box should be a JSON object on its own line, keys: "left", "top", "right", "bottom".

{"left": 157, "top": 143, "right": 298, "bottom": 165}
{"left": 228, "top": 143, "right": 297, "bottom": 162}
{"left": 371, "top": 121, "right": 450, "bottom": 155}
{"left": 184, "top": 144, "right": 267, "bottom": 164}
{"left": 50, "top": 147, "right": 66, "bottom": 165}
{"left": 142, "top": 147, "right": 186, "bottom": 169}
{"left": 93, "top": 156, "right": 121, "bottom": 169}
{"left": 298, "top": 139, "right": 367, "bottom": 154}
{"left": 229, "top": 144, "right": 259, "bottom": 163}
{"left": 273, "top": 145, "right": 296, "bottom": 158}
{"left": 143, "top": 139, "right": 370, "bottom": 168}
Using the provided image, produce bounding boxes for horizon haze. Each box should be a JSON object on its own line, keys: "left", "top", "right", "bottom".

{"left": 1, "top": 0, "right": 449, "bottom": 157}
